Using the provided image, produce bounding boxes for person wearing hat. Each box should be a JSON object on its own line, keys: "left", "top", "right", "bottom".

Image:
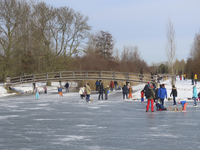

{"left": 146, "top": 84, "right": 155, "bottom": 112}
{"left": 178, "top": 100, "right": 187, "bottom": 112}
{"left": 35, "top": 87, "right": 40, "bottom": 100}
{"left": 104, "top": 85, "right": 109, "bottom": 100}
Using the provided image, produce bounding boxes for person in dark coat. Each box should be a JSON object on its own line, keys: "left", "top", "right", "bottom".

{"left": 191, "top": 71, "right": 194, "bottom": 85}
{"left": 122, "top": 85, "right": 128, "bottom": 100}
{"left": 170, "top": 85, "right": 177, "bottom": 106}
{"left": 98, "top": 83, "right": 104, "bottom": 100}
{"left": 156, "top": 103, "right": 167, "bottom": 111}
{"left": 114, "top": 81, "right": 118, "bottom": 91}
{"left": 143, "top": 82, "right": 150, "bottom": 98}
{"left": 140, "top": 68, "right": 143, "bottom": 81}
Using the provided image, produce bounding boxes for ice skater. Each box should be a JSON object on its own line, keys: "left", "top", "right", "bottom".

{"left": 178, "top": 100, "right": 187, "bottom": 112}
{"left": 158, "top": 84, "right": 167, "bottom": 106}
{"left": 104, "top": 85, "right": 109, "bottom": 100}
{"left": 128, "top": 86, "right": 133, "bottom": 99}
{"left": 146, "top": 84, "right": 155, "bottom": 112}
{"left": 58, "top": 86, "right": 63, "bottom": 97}
{"left": 170, "top": 85, "right": 177, "bottom": 106}
{"left": 193, "top": 85, "right": 197, "bottom": 106}
{"left": 122, "top": 85, "right": 128, "bottom": 100}
{"left": 35, "top": 87, "right": 39, "bottom": 100}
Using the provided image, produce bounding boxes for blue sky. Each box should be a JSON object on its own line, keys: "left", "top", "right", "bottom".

{"left": 43, "top": 0, "right": 200, "bottom": 64}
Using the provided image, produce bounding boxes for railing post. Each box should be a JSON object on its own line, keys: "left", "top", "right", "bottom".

{"left": 100, "top": 71, "right": 101, "bottom": 79}
{"left": 86, "top": 71, "right": 88, "bottom": 78}
{"left": 6, "top": 76, "right": 10, "bottom": 85}
{"left": 59, "top": 72, "right": 61, "bottom": 79}
{"left": 113, "top": 71, "right": 115, "bottom": 79}
{"left": 20, "top": 76, "right": 22, "bottom": 83}
{"left": 33, "top": 74, "right": 35, "bottom": 82}
{"left": 73, "top": 71, "right": 74, "bottom": 78}
{"left": 46, "top": 73, "right": 48, "bottom": 81}
{"left": 127, "top": 73, "right": 129, "bottom": 80}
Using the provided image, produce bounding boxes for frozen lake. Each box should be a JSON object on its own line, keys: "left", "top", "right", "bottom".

{"left": 0, "top": 91, "right": 200, "bottom": 150}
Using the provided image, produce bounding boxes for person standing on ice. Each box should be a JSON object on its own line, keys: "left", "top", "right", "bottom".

{"left": 85, "top": 83, "right": 91, "bottom": 102}
{"left": 44, "top": 86, "right": 47, "bottom": 94}
{"left": 191, "top": 71, "right": 194, "bottom": 85}
{"left": 109, "top": 81, "right": 114, "bottom": 92}
{"left": 98, "top": 83, "right": 104, "bottom": 100}
{"left": 194, "top": 73, "right": 198, "bottom": 85}
{"left": 122, "top": 85, "right": 128, "bottom": 100}
{"left": 158, "top": 84, "right": 167, "bottom": 106}
{"left": 193, "top": 85, "right": 198, "bottom": 106}
{"left": 170, "top": 85, "right": 177, "bottom": 106}
{"left": 35, "top": 87, "right": 40, "bottom": 100}
{"left": 58, "top": 86, "right": 63, "bottom": 97}
{"left": 146, "top": 84, "right": 155, "bottom": 112}
{"left": 104, "top": 85, "right": 109, "bottom": 100}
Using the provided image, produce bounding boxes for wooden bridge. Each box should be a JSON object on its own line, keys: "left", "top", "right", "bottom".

{"left": 5, "top": 71, "right": 163, "bottom": 87}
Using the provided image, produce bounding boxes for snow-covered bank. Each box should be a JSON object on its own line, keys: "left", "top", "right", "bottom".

{"left": 0, "top": 78, "right": 199, "bottom": 100}
{"left": 132, "top": 78, "right": 199, "bottom": 101}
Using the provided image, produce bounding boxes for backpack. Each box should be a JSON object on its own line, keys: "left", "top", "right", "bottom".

{"left": 145, "top": 87, "right": 152, "bottom": 98}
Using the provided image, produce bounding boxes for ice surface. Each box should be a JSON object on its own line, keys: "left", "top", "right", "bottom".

{"left": 0, "top": 79, "right": 200, "bottom": 149}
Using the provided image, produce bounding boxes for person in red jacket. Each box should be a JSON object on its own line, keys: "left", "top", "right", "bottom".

{"left": 109, "top": 81, "right": 114, "bottom": 92}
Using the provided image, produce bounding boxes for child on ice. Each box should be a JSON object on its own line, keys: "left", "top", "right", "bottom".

{"left": 141, "top": 90, "right": 144, "bottom": 103}
{"left": 178, "top": 100, "right": 187, "bottom": 112}
{"left": 35, "top": 87, "right": 39, "bottom": 100}
{"left": 156, "top": 103, "right": 167, "bottom": 111}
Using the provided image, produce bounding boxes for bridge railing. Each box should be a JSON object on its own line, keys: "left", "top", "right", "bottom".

{"left": 6, "top": 70, "right": 164, "bottom": 86}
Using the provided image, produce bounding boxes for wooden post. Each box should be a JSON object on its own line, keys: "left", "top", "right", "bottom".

{"left": 59, "top": 81, "right": 62, "bottom": 87}
{"left": 6, "top": 76, "right": 10, "bottom": 85}
{"left": 33, "top": 74, "right": 35, "bottom": 82}
{"left": 73, "top": 71, "right": 74, "bottom": 78}
{"left": 127, "top": 73, "right": 129, "bottom": 80}
{"left": 46, "top": 73, "right": 48, "bottom": 81}
{"left": 113, "top": 72, "right": 115, "bottom": 79}
{"left": 86, "top": 71, "right": 88, "bottom": 78}
{"left": 59, "top": 72, "right": 61, "bottom": 79}
{"left": 100, "top": 71, "right": 101, "bottom": 79}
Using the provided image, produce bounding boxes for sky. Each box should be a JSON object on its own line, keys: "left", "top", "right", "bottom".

{"left": 42, "top": 0, "right": 200, "bottom": 64}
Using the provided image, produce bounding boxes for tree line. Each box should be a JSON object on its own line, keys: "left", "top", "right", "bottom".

{"left": 0, "top": 0, "right": 198, "bottom": 82}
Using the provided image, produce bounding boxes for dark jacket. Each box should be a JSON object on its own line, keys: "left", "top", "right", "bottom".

{"left": 122, "top": 85, "right": 128, "bottom": 94}
{"left": 170, "top": 88, "right": 177, "bottom": 97}
{"left": 114, "top": 81, "right": 118, "bottom": 86}
{"left": 99, "top": 84, "right": 104, "bottom": 93}
{"left": 191, "top": 71, "right": 194, "bottom": 79}
{"left": 143, "top": 84, "right": 149, "bottom": 96}
{"left": 156, "top": 103, "right": 164, "bottom": 110}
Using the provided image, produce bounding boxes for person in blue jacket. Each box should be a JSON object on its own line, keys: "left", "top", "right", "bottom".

{"left": 178, "top": 100, "right": 187, "bottom": 112}
{"left": 95, "top": 80, "right": 100, "bottom": 91}
{"left": 158, "top": 84, "right": 167, "bottom": 105}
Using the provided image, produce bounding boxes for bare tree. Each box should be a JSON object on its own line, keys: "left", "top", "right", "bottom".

{"left": 165, "top": 17, "right": 176, "bottom": 86}
{"left": 95, "top": 31, "right": 114, "bottom": 60}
